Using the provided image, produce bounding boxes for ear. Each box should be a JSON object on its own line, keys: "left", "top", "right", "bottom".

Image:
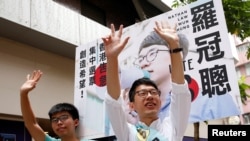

{"left": 129, "top": 102, "right": 135, "bottom": 111}
{"left": 74, "top": 119, "right": 79, "bottom": 127}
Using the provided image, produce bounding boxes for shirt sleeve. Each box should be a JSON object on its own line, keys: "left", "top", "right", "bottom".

{"left": 167, "top": 81, "right": 191, "bottom": 141}
{"left": 45, "top": 134, "right": 60, "bottom": 141}
{"left": 105, "top": 93, "right": 130, "bottom": 141}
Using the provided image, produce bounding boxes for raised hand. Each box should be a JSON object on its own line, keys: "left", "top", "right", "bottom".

{"left": 154, "top": 21, "right": 179, "bottom": 49}
{"left": 20, "top": 70, "right": 43, "bottom": 94}
{"left": 102, "top": 24, "right": 129, "bottom": 58}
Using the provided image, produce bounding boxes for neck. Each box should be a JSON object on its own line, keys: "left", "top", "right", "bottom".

{"left": 139, "top": 116, "right": 158, "bottom": 126}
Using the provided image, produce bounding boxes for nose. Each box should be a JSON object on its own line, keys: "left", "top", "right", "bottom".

{"left": 139, "top": 59, "right": 150, "bottom": 69}
{"left": 56, "top": 119, "right": 63, "bottom": 124}
{"left": 146, "top": 92, "right": 153, "bottom": 99}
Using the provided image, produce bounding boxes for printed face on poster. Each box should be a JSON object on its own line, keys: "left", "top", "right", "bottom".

{"left": 74, "top": 0, "right": 243, "bottom": 139}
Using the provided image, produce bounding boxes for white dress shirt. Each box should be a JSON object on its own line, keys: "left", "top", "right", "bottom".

{"left": 105, "top": 82, "right": 191, "bottom": 141}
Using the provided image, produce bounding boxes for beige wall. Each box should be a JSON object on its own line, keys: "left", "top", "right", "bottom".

{"left": 0, "top": 37, "right": 75, "bottom": 118}
{"left": 0, "top": 0, "right": 109, "bottom": 119}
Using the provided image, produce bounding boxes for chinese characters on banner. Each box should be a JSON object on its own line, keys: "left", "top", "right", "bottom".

{"left": 74, "top": 0, "right": 243, "bottom": 139}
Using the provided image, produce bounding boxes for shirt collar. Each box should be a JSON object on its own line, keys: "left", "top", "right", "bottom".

{"left": 138, "top": 118, "right": 161, "bottom": 129}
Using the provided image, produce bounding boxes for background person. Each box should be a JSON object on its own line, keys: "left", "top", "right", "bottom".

{"left": 20, "top": 70, "right": 90, "bottom": 141}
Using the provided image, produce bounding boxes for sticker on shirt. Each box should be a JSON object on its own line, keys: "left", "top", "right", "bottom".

{"left": 137, "top": 127, "right": 149, "bottom": 141}
{"left": 135, "top": 124, "right": 168, "bottom": 141}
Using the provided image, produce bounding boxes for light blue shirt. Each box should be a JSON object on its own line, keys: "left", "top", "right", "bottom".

{"left": 159, "top": 93, "right": 171, "bottom": 120}
{"left": 159, "top": 91, "right": 240, "bottom": 123}
{"left": 188, "top": 92, "right": 240, "bottom": 123}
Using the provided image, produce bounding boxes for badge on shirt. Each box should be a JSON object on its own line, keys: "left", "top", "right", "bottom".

{"left": 136, "top": 127, "right": 149, "bottom": 141}
{"left": 135, "top": 123, "right": 168, "bottom": 141}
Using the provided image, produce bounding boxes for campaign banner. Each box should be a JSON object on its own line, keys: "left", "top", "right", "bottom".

{"left": 74, "top": 0, "right": 243, "bottom": 139}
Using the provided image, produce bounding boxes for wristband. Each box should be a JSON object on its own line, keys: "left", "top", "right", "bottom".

{"left": 169, "top": 48, "right": 183, "bottom": 53}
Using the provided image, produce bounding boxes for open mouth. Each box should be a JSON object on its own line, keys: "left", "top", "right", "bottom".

{"left": 145, "top": 102, "right": 156, "bottom": 108}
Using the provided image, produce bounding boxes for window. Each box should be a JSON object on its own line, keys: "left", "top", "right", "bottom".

{"left": 235, "top": 68, "right": 241, "bottom": 79}
{"left": 243, "top": 113, "right": 250, "bottom": 124}
{"left": 245, "top": 63, "right": 250, "bottom": 76}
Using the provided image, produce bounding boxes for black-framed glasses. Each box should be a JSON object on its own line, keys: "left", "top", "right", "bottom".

{"left": 135, "top": 89, "right": 161, "bottom": 98}
{"left": 51, "top": 115, "right": 70, "bottom": 123}
{"left": 134, "top": 49, "right": 169, "bottom": 66}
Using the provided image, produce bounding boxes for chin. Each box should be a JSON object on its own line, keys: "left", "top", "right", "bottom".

{"left": 145, "top": 110, "right": 158, "bottom": 116}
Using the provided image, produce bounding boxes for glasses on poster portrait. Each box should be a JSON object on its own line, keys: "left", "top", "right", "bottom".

{"left": 135, "top": 89, "right": 161, "bottom": 99}
{"left": 51, "top": 115, "right": 70, "bottom": 124}
{"left": 133, "top": 49, "right": 169, "bottom": 66}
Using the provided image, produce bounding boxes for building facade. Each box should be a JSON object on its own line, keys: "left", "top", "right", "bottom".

{"left": 235, "top": 37, "right": 250, "bottom": 124}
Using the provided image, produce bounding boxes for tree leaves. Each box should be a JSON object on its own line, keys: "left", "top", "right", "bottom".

{"left": 238, "top": 76, "right": 250, "bottom": 105}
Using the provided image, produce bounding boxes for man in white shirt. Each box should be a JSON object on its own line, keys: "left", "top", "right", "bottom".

{"left": 102, "top": 21, "right": 191, "bottom": 141}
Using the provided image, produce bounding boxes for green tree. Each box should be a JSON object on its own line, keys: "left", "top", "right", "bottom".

{"left": 238, "top": 76, "right": 250, "bottom": 105}
{"left": 171, "top": 0, "right": 250, "bottom": 140}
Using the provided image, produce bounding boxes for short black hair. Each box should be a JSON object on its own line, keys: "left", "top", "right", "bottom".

{"left": 139, "top": 31, "right": 168, "bottom": 54}
{"left": 128, "top": 78, "right": 159, "bottom": 102}
{"left": 48, "top": 103, "right": 79, "bottom": 120}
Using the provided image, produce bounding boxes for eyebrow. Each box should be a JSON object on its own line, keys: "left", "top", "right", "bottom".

{"left": 51, "top": 114, "right": 68, "bottom": 119}
{"left": 139, "top": 48, "right": 157, "bottom": 57}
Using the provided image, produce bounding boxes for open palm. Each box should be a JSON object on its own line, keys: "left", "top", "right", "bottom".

{"left": 20, "top": 70, "right": 43, "bottom": 93}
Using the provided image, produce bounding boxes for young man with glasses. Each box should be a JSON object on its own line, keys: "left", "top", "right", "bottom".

{"left": 20, "top": 70, "right": 90, "bottom": 141}
{"left": 103, "top": 21, "right": 191, "bottom": 141}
